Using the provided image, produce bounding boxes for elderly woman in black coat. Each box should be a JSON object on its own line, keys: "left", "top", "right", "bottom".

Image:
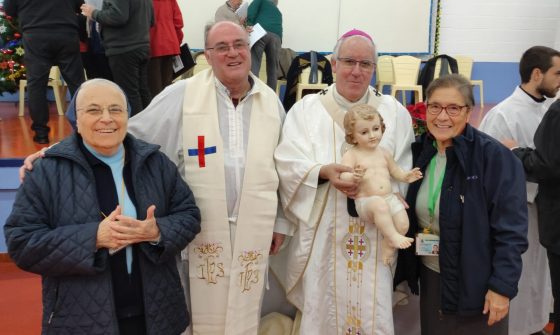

{"left": 4, "top": 79, "right": 201, "bottom": 335}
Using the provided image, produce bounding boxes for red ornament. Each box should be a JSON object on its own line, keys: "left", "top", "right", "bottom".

{"left": 14, "top": 33, "right": 21, "bottom": 38}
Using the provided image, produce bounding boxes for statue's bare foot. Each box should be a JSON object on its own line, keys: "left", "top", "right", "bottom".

{"left": 387, "top": 234, "right": 414, "bottom": 249}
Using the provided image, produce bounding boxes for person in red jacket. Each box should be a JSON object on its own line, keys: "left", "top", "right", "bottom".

{"left": 148, "top": 0, "right": 184, "bottom": 97}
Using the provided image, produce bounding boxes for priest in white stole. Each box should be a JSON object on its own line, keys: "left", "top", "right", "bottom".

{"left": 128, "top": 21, "right": 293, "bottom": 335}
{"left": 479, "top": 46, "right": 560, "bottom": 335}
{"left": 273, "top": 30, "right": 414, "bottom": 334}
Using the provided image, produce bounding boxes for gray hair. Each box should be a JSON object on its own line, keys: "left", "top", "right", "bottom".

{"left": 204, "top": 21, "right": 247, "bottom": 48}
{"left": 426, "top": 73, "right": 475, "bottom": 108}
{"left": 75, "top": 78, "right": 130, "bottom": 116}
{"left": 332, "top": 35, "right": 378, "bottom": 63}
{"left": 76, "top": 78, "right": 127, "bottom": 105}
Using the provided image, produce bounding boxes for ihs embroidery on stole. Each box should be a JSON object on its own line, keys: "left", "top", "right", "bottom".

{"left": 238, "top": 250, "right": 263, "bottom": 293}
{"left": 194, "top": 242, "right": 225, "bottom": 284}
{"left": 342, "top": 216, "right": 370, "bottom": 335}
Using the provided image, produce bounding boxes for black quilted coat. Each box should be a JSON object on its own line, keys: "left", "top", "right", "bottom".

{"left": 4, "top": 133, "right": 201, "bottom": 335}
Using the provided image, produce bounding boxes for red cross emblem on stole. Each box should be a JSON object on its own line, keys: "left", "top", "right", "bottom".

{"left": 187, "top": 136, "right": 217, "bottom": 168}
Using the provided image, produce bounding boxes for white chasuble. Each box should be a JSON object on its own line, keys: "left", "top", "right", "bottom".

{"left": 272, "top": 85, "right": 414, "bottom": 335}
{"left": 182, "top": 69, "right": 280, "bottom": 335}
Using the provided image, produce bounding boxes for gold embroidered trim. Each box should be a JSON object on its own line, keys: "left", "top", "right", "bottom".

{"left": 194, "top": 242, "right": 225, "bottom": 285}
{"left": 238, "top": 250, "right": 263, "bottom": 293}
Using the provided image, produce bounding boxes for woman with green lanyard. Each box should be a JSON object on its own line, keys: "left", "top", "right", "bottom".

{"left": 394, "top": 74, "right": 528, "bottom": 335}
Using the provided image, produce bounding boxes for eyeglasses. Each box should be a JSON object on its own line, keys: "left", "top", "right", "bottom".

{"left": 77, "top": 105, "right": 126, "bottom": 117}
{"left": 336, "top": 57, "right": 376, "bottom": 71}
{"left": 206, "top": 41, "right": 249, "bottom": 54}
{"left": 426, "top": 103, "right": 468, "bottom": 117}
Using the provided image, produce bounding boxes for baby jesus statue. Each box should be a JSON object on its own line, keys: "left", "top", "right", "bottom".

{"left": 341, "top": 104, "right": 423, "bottom": 265}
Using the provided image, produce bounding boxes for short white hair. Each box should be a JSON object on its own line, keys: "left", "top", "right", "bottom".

{"left": 76, "top": 79, "right": 127, "bottom": 115}
{"left": 332, "top": 35, "right": 378, "bottom": 63}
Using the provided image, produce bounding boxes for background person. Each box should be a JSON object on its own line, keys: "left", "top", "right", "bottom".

{"left": 4, "top": 0, "right": 86, "bottom": 144}
{"left": 148, "top": 0, "right": 184, "bottom": 97}
{"left": 503, "top": 98, "right": 560, "bottom": 335}
{"left": 4, "top": 79, "right": 201, "bottom": 335}
{"left": 81, "top": 0, "right": 154, "bottom": 116}
{"left": 479, "top": 45, "right": 560, "bottom": 335}
{"left": 215, "top": 0, "right": 245, "bottom": 24}
{"left": 395, "top": 74, "right": 528, "bottom": 335}
{"left": 246, "top": 0, "right": 282, "bottom": 90}
{"left": 78, "top": 0, "right": 113, "bottom": 81}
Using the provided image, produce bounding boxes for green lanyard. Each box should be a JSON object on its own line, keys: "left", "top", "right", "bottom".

{"left": 426, "top": 153, "right": 446, "bottom": 231}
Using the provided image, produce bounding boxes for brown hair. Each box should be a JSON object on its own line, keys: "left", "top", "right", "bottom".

{"left": 519, "top": 46, "right": 560, "bottom": 83}
{"left": 343, "top": 104, "right": 385, "bottom": 144}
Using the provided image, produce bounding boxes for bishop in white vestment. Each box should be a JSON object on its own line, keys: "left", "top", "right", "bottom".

{"left": 274, "top": 82, "right": 414, "bottom": 334}
{"left": 274, "top": 30, "right": 415, "bottom": 334}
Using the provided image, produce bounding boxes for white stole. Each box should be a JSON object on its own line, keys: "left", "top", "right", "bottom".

{"left": 182, "top": 69, "right": 280, "bottom": 335}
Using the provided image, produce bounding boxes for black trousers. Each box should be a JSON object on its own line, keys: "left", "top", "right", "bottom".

{"left": 22, "top": 31, "right": 85, "bottom": 135}
{"left": 81, "top": 51, "right": 113, "bottom": 81}
{"left": 548, "top": 250, "right": 560, "bottom": 335}
{"left": 148, "top": 55, "right": 174, "bottom": 98}
{"left": 107, "top": 46, "right": 151, "bottom": 116}
{"left": 118, "top": 315, "right": 146, "bottom": 335}
{"left": 419, "top": 264, "right": 508, "bottom": 335}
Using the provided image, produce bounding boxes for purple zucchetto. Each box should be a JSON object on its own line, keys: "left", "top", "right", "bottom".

{"left": 339, "top": 29, "right": 373, "bottom": 42}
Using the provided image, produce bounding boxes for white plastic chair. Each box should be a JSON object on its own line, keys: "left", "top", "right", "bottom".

{"left": 19, "top": 66, "right": 66, "bottom": 116}
{"left": 390, "top": 56, "right": 423, "bottom": 105}
{"left": 295, "top": 66, "right": 328, "bottom": 101}
{"left": 376, "top": 55, "right": 394, "bottom": 93}
{"left": 454, "top": 55, "right": 484, "bottom": 108}
{"left": 192, "top": 52, "right": 211, "bottom": 75}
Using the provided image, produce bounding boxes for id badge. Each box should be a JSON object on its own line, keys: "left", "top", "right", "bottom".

{"left": 415, "top": 233, "right": 440, "bottom": 256}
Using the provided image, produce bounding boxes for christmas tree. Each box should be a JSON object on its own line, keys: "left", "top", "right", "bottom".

{"left": 0, "top": 5, "right": 24, "bottom": 95}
